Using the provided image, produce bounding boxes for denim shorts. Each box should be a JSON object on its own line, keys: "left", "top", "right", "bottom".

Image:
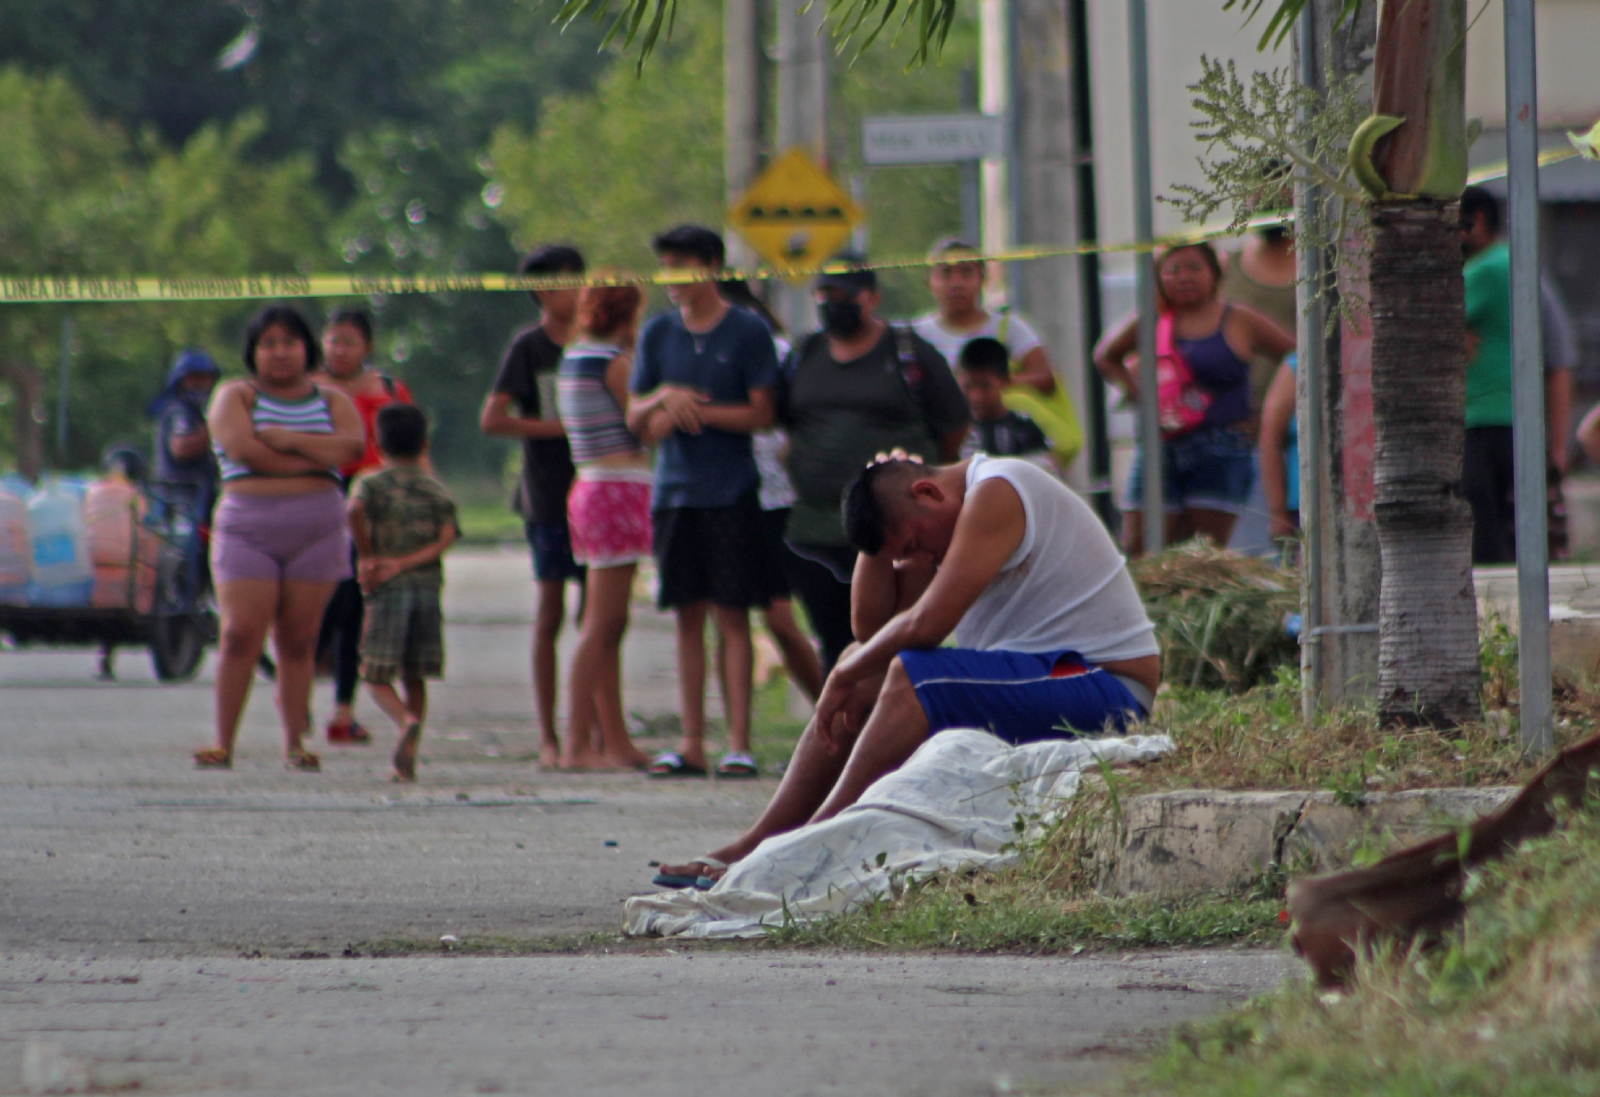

{"left": 898, "top": 648, "right": 1150, "bottom": 742}
{"left": 1123, "top": 424, "right": 1256, "bottom": 515}
{"left": 525, "top": 520, "right": 586, "bottom": 584}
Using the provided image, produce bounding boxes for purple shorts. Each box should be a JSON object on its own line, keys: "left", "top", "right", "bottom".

{"left": 211, "top": 489, "right": 353, "bottom": 585}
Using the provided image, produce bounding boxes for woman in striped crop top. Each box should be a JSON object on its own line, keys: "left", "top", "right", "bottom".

{"left": 195, "top": 306, "right": 365, "bottom": 773}
{"left": 552, "top": 283, "right": 652, "bottom": 771}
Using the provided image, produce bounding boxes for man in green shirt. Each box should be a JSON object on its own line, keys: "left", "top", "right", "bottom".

{"left": 1460, "top": 186, "right": 1575, "bottom": 564}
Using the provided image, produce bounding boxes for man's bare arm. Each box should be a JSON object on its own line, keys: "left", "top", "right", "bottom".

{"left": 480, "top": 391, "right": 566, "bottom": 440}
{"left": 815, "top": 479, "right": 1026, "bottom": 741}
{"left": 698, "top": 387, "right": 775, "bottom": 433}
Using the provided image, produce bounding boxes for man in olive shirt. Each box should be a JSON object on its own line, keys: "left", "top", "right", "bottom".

{"left": 778, "top": 263, "right": 969, "bottom": 672}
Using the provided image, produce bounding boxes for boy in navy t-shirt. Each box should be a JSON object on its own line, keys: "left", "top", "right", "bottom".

{"left": 956, "top": 337, "right": 1056, "bottom": 475}
{"left": 627, "top": 225, "right": 781, "bottom": 780}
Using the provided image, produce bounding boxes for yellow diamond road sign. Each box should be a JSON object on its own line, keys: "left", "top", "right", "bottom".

{"left": 729, "top": 148, "right": 863, "bottom": 284}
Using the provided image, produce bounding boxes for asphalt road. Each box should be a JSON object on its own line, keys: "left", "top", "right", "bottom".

{"left": 0, "top": 548, "right": 1295, "bottom": 1096}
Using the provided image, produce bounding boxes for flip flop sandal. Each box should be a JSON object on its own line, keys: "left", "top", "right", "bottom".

{"left": 647, "top": 751, "right": 708, "bottom": 778}
{"left": 716, "top": 752, "right": 760, "bottom": 779}
{"left": 327, "top": 721, "right": 372, "bottom": 745}
{"left": 284, "top": 748, "right": 321, "bottom": 772}
{"left": 193, "top": 748, "right": 232, "bottom": 769}
{"left": 652, "top": 856, "right": 726, "bottom": 890}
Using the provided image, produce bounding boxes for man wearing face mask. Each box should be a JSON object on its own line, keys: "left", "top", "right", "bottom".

{"left": 777, "top": 258, "right": 970, "bottom": 673}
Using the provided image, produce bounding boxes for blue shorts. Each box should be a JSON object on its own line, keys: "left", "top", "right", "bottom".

{"left": 1123, "top": 424, "right": 1256, "bottom": 515}
{"left": 525, "top": 521, "right": 586, "bottom": 584}
{"left": 898, "top": 648, "right": 1150, "bottom": 743}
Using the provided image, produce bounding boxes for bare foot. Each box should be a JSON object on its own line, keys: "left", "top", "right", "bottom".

{"left": 657, "top": 859, "right": 729, "bottom": 883}
{"left": 392, "top": 722, "right": 422, "bottom": 782}
{"left": 602, "top": 748, "right": 651, "bottom": 770}
{"left": 539, "top": 742, "right": 561, "bottom": 769}
{"left": 559, "top": 749, "right": 610, "bottom": 771}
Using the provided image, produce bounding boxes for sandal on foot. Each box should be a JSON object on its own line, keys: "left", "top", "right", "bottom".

{"left": 327, "top": 721, "right": 372, "bottom": 745}
{"left": 652, "top": 856, "right": 726, "bottom": 890}
{"left": 647, "top": 751, "right": 708, "bottom": 778}
{"left": 193, "top": 748, "right": 232, "bottom": 769}
{"left": 715, "top": 752, "right": 759, "bottom": 779}
{"left": 284, "top": 748, "right": 321, "bottom": 772}
{"left": 392, "top": 722, "right": 422, "bottom": 782}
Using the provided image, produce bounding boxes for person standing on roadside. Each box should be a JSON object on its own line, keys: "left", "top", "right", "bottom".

{"left": 626, "top": 225, "right": 781, "bottom": 779}
{"left": 912, "top": 238, "right": 1058, "bottom": 393}
{"left": 780, "top": 260, "right": 970, "bottom": 674}
{"left": 313, "top": 308, "right": 416, "bottom": 746}
{"left": 718, "top": 278, "right": 825, "bottom": 704}
{"left": 1093, "top": 242, "right": 1293, "bottom": 557}
{"left": 194, "top": 306, "right": 365, "bottom": 771}
{"left": 1459, "top": 186, "right": 1576, "bottom": 563}
{"left": 149, "top": 349, "right": 223, "bottom": 522}
{"left": 480, "top": 245, "right": 586, "bottom": 768}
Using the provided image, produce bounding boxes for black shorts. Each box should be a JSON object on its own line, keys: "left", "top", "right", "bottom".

{"left": 759, "top": 507, "right": 793, "bottom": 599}
{"left": 653, "top": 491, "right": 784, "bottom": 610}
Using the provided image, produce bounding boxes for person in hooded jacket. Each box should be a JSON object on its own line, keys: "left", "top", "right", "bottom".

{"left": 150, "top": 349, "right": 223, "bottom": 522}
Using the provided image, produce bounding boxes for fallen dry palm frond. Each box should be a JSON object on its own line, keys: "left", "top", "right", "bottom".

{"left": 1136, "top": 801, "right": 1600, "bottom": 1097}
{"left": 1130, "top": 541, "right": 1300, "bottom": 693}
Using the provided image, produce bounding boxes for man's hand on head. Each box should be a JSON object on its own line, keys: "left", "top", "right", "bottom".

{"left": 871, "top": 448, "right": 922, "bottom": 467}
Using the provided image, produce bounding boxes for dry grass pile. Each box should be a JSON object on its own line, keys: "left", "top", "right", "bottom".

{"left": 1130, "top": 542, "right": 1299, "bottom": 692}
{"left": 1138, "top": 801, "right": 1600, "bottom": 1096}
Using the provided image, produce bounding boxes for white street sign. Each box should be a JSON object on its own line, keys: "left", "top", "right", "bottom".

{"left": 860, "top": 113, "right": 1005, "bottom": 166}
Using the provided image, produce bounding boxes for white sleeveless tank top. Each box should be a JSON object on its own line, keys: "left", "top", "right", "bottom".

{"left": 955, "top": 455, "right": 1159, "bottom": 662}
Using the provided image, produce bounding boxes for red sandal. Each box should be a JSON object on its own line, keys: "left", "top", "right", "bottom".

{"left": 326, "top": 721, "right": 371, "bottom": 745}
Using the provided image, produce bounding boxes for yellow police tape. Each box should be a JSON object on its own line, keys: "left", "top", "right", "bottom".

{"left": 0, "top": 148, "right": 1575, "bottom": 305}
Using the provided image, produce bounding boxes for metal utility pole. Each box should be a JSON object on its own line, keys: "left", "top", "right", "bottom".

{"left": 775, "top": 0, "right": 827, "bottom": 335}
{"left": 1128, "top": 0, "right": 1163, "bottom": 553}
{"left": 1064, "top": 0, "right": 1115, "bottom": 527}
{"left": 1505, "top": 0, "right": 1552, "bottom": 754}
{"left": 1295, "top": 8, "right": 1327, "bottom": 718}
{"left": 724, "top": 0, "right": 761, "bottom": 273}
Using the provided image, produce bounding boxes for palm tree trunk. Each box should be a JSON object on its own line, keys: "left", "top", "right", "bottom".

{"left": 1368, "top": 200, "right": 1481, "bottom": 725}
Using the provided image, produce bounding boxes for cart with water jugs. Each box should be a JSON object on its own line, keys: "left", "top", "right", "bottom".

{"left": 0, "top": 482, "right": 216, "bottom": 681}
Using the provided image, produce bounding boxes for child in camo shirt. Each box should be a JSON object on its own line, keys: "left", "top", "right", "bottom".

{"left": 347, "top": 403, "right": 460, "bottom": 781}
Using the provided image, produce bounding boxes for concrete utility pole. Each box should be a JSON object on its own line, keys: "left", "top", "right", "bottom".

{"left": 1006, "top": 0, "right": 1089, "bottom": 491}
{"left": 1296, "top": 0, "right": 1382, "bottom": 708}
{"left": 724, "top": 0, "right": 761, "bottom": 273}
{"left": 774, "top": 0, "right": 827, "bottom": 334}
{"left": 978, "top": 0, "right": 1011, "bottom": 298}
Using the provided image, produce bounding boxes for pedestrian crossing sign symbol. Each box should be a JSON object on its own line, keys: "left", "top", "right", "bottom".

{"left": 729, "top": 148, "right": 863, "bottom": 284}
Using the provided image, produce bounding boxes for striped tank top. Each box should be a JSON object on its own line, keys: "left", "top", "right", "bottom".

{"left": 216, "top": 386, "right": 337, "bottom": 481}
{"left": 557, "top": 341, "right": 642, "bottom": 464}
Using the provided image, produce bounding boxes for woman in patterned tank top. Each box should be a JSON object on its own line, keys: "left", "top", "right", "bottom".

{"left": 194, "top": 306, "right": 365, "bottom": 772}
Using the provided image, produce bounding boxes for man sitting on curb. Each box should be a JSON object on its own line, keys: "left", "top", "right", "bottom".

{"left": 653, "top": 451, "right": 1160, "bottom": 888}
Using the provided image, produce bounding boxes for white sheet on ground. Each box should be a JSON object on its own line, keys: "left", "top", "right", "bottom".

{"left": 623, "top": 728, "right": 1173, "bottom": 939}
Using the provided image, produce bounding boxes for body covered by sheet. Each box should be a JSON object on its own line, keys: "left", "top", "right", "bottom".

{"left": 624, "top": 728, "right": 1173, "bottom": 939}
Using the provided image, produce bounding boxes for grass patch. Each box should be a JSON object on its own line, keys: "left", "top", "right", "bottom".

{"left": 1132, "top": 802, "right": 1600, "bottom": 1097}
{"left": 765, "top": 877, "right": 1284, "bottom": 953}
{"left": 1133, "top": 666, "right": 1598, "bottom": 797}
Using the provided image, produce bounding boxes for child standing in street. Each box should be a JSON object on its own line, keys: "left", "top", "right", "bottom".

{"left": 347, "top": 404, "right": 460, "bottom": 781}
{"left": 956, "top": 337, "right": 1058, "bottom": 476}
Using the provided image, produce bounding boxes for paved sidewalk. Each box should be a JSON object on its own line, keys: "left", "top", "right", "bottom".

{"left": 0, "top": 549, "right": 1297, "bottom": 1096}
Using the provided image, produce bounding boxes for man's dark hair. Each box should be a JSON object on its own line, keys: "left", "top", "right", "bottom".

{"left": 243, "top": 305, "right": 321, "bottom": 374}
{"left": 520, "top": 244, "right": 585, "bottom": 304}
{"left": 376, "top": 402, "right": 428, "bottom": 459}
{"left": 841, "top": 460, "right": 921, "bottom": 556}
{"left": 1460, "top": 186, "right": 1502, "bottom": 235}
{"left": 652, "top": 224, "right": 725, "bottom": 267}
{"left": 958, "top": 337, "right": 1010, "bottom": 379}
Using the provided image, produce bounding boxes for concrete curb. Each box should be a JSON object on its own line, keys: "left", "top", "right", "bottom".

{"left": 1107, "top": 787, "right": 1515, "bottom": 895}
